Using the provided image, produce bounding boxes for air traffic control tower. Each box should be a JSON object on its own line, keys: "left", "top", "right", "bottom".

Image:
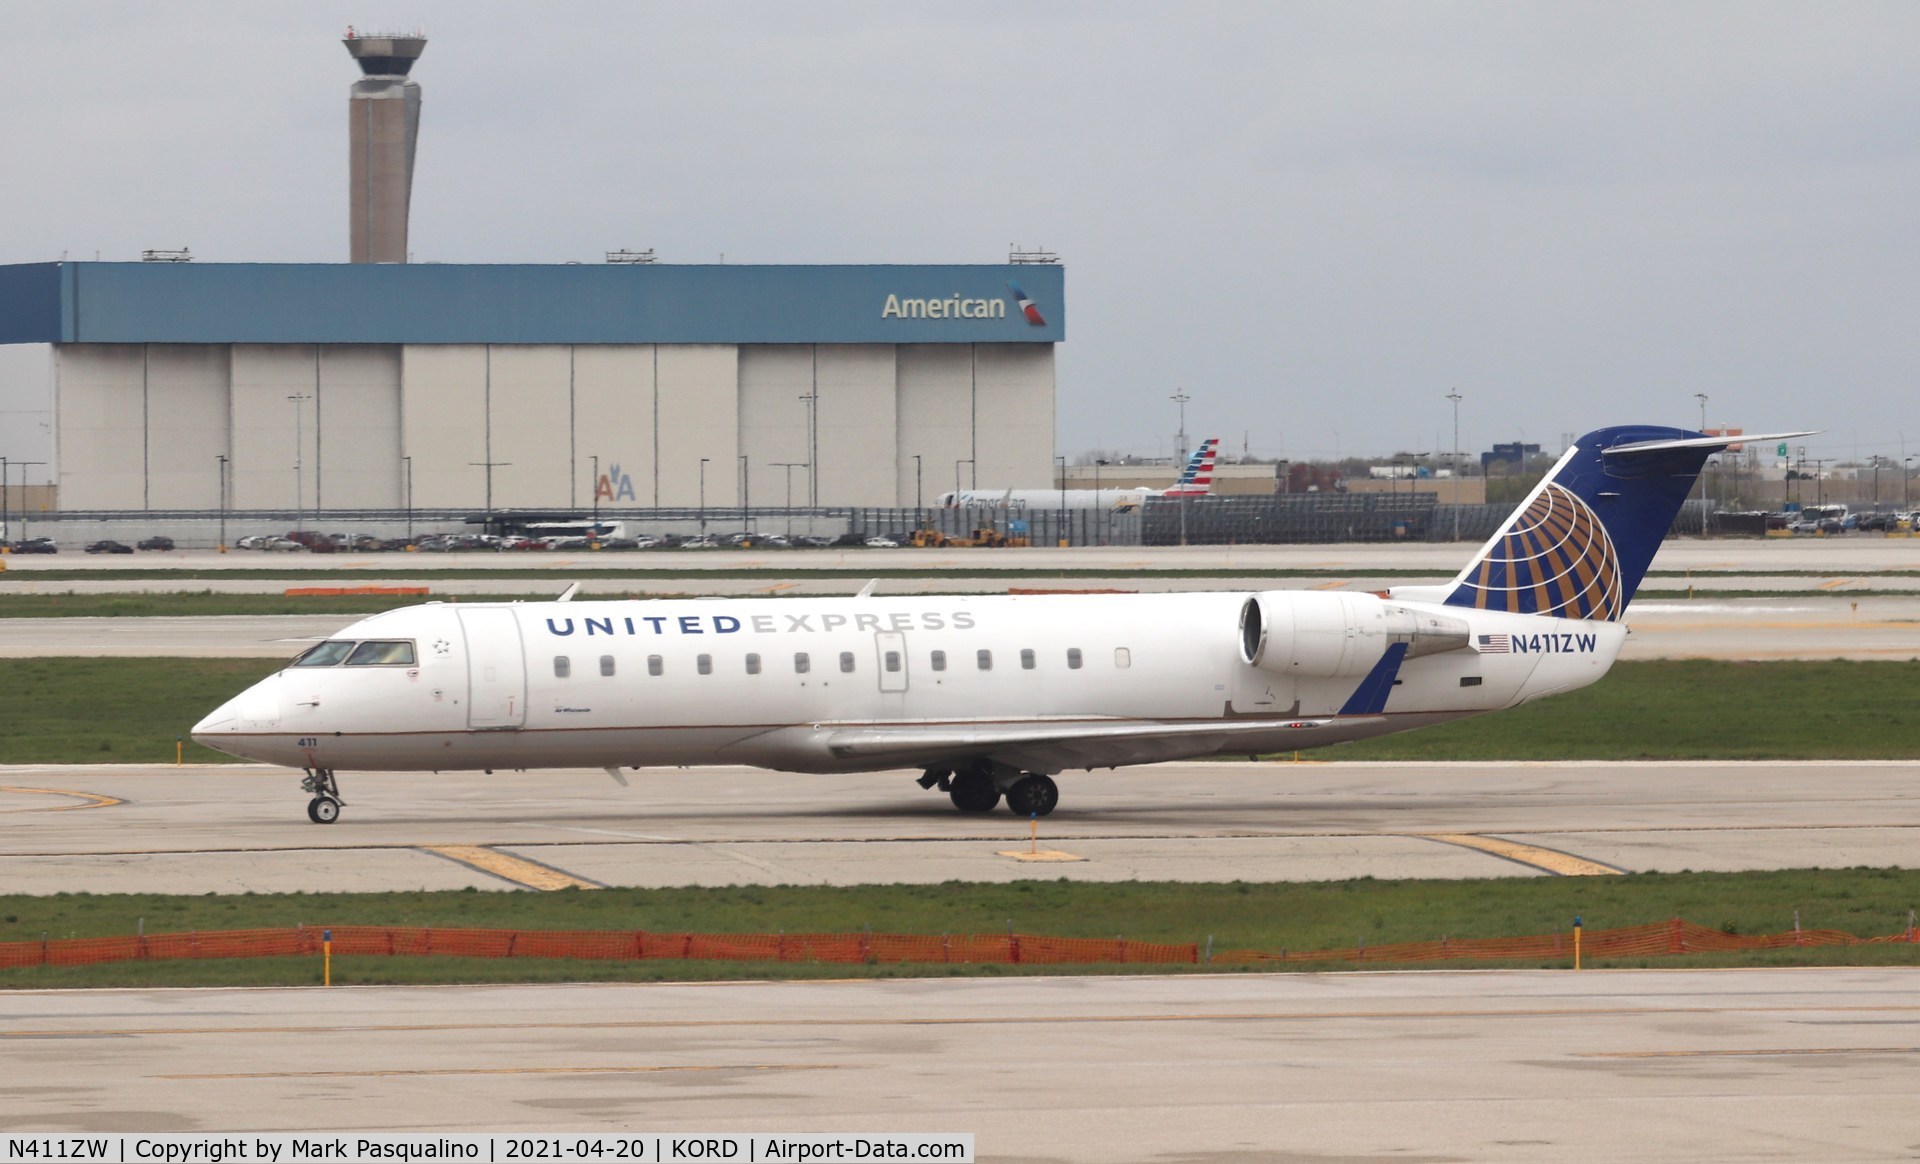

{"left": 344, "top": 29, "right": 426, "bottom": 264}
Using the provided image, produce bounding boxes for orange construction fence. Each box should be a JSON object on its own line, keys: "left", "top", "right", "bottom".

{"left": 0, "top": 919, "right": 1913, "bottom": 971}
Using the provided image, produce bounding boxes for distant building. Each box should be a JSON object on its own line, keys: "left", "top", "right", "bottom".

{"left": 0, "top": 261, "right": 1063, "bottom": 512}
{"left": 1481, "top": 442, "right": 1541, "bottom": 473}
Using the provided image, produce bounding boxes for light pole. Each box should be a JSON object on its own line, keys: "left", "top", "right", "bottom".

{"left": 698, "top": 457, "right": 710, "bottom": 533}
{"left": 739, "top": 455, "right": 750, "bottom": 533}
{"left": 401, "top": 455, "right": 413, "bottom": 545}
{"left": 216, "top": 455, "right": 229, "bottom": 551}
{"left": 1094, "top": 458, "right": 1108, "bottom": 545}
{"left": 797, "top": 392, "right": 818, "bottom": 507}
{"left": 1170, "top": 390, "right": 1191, "bottom": 464}
{"left": 287, "top": 392, "right": 311, "bottom": 526}
{"left": 9, "top": 461, "right": 45, "bottom": 542}
{"left": 1694, "top": 392, "right": 1710, "bottom": 533}
{"left": 912, "top": 454, "right": 923, "bottom": 514}
{"left": 590, "top": 455, "right": 600, "bottom": 526}
{"left": 1, "top": 455, "right": 8, "bottom": 541}
{"left": 1906, "top": 456, "right": 1916, "bottom": 511}
{"left": 1446, "top": 389, "right": 1463, "bottom": 541}
{"left": 774, "top": 462, "right": 803, "bottom": 537}
{"left": 1056, "top": 454, "right": 1068, "bottom": 547}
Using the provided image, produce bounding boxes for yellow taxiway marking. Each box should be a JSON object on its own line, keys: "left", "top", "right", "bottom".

{"left": 996, "top": 849, "right": 1087, "bottom": 862}
{"left": 159, "top": 1064, "right": 835, "bottom": 1080}
{"left": 1309, "top": 579, "right": 1351, "bottom": 591}
{"left": 1817, "top": 578, "right": 1858, "bottom": 590}
{"left": 758, "top": 582, "right": 800, "bottom": 594}
{"left": 1426, "top": 834, "right": 1626, "bottom": 876}
{"left": 0, "top": 786, "right": 124, "bottom": 813}
{"left": 419, "top": 844, "right": 603, "bottom": 891}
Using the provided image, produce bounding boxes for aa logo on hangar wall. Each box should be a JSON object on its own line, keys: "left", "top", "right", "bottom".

{"left": 1456, "top": 482, "right": 1623, "bottom": 621}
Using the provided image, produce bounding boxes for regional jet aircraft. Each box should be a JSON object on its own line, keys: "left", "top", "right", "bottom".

{"left": 938, "top": 437, "right": 1220, "bottom": 509}
{"left": 193, "top": 426, "right": 1805, "bottom": 824}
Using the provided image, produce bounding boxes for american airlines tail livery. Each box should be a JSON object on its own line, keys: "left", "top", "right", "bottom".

{"left": 193, "top": 426, "right": 1805, "bottom": 824}
{"left": 938, "top": 437, "right": 1220, "bottom": 509}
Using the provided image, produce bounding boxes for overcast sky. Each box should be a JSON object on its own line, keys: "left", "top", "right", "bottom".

{"left": 3, "top": 1, "right": 1917, "bottom": 470}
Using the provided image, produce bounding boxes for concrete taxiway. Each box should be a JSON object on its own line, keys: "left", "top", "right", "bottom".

{"left": 4, "top": 760, "right": 1916, "bottom": 894}
{"left": 5, "top": 969, "right": 1920, "bottom": 1160}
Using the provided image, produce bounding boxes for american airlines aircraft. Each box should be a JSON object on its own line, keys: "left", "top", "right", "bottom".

{"left": 193, "top": 426, "right": 1803, "bottom": 824}
{"left": 937, "top": 437, "right": 1220, "bottom": 510}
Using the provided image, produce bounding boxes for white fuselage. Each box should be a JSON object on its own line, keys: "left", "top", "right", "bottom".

{"left": 192, "top": 590, "right": 1626, "bottom": 777}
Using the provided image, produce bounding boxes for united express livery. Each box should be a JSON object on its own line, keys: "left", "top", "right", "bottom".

{"left": 192, "top": 426, "right": 1805, "bottom": 824}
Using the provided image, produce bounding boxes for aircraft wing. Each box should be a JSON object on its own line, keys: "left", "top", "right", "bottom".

{"left": 820, "top": 716, "right": 1375, "bottom": 773}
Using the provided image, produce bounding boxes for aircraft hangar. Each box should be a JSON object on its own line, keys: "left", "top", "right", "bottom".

{"left": 0, "top": 261, "right": 1063, "bottom": 512}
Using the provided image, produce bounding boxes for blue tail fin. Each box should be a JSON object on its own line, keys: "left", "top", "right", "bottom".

{"left": 1439, "top": 426, "right": 1721, "bottom": 621}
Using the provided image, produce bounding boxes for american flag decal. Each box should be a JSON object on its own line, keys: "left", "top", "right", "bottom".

{"left": 1477, "top": 634, "right": 1511, "bottom": 653}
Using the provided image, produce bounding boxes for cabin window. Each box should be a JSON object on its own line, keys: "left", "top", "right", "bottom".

{"left": 697, "top": 654, "right": 713, "bottom": 675}
{"left": 600, "top": 655, "right": 616, "bottom": 677}
{"left": 884, "top": 650, "right": 902, "bottom": 673}
{"left": 1020, "top": 648, "right": 1036, "bottom": 670}
{"left": 292, "top": 640, "right": 355, "bottom": 667}
{"left": 795, "top": 652, "right": 811, "bottom": 674}
{"left": 977, "top": 649, "right": 993, "bottom": 671}
{"left": 345, "top": 640, "right": 416, "bottom": 666}
{"left": 647, "top": 655, "right": 664, "bottom": 677}
{"left": 1067, "top": 647, "right": 1083, "bottom": 669}
{"left": 746, "top": 653, "right": 762, "bottom": 675}
{"left": 930, "top": 650, "right": 947, "bottom": 672}
{"left": 839, "top": 651, "right": 856, "bottom": 673}
{"left": 1114, "top": 647, "right": 1132, "bottom": 669}
{"left": 553, "top": 656, "right": 571, "bottom": 679}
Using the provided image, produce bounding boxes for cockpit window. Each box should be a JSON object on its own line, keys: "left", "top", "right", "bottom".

{"left": 291, "top": 641, "right": 355, "bottom": 667}
{"left": 344, "top": 640, "right": 417, "bottom": 666}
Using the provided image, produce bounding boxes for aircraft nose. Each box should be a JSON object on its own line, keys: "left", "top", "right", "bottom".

{"left": 190, "top": 699, "right": 239, "bottom": 745}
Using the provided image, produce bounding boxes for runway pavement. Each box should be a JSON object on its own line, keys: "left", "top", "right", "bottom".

{"left": 4, "top": 760, "right": 1916, "bottom": 894}
{"left": 4, "top": 969, "right": 1920, "bottom": 1160}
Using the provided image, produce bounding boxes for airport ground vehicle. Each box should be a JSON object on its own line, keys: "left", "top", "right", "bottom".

{"left": 85, "top": 540, "right": 134, "bottom": 554}
{"left": 7, "top": 537, "right": 57, "bottom": 554}
{"left": 136, "top": 536, "right": 175, "bottom": 551}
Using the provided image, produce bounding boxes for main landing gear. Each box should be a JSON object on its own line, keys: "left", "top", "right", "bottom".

{"left": 302, "top": 767, "right": 344, "bottom": 824}
{"left": 918, "top": 762, "right": 1059, "bottom": 817}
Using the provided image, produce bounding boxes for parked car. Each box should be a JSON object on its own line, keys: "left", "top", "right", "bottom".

{"left": 85, "top": 540, "right": 134, "bottom": 554}
{"left": 136, "top": 535, "right": 175, "bottom": 551}
{"left": 863, "top": 535, "right": 900, "bottom": 548}
{"left": 10, "top": 537, "right": 57, "bottom": 554}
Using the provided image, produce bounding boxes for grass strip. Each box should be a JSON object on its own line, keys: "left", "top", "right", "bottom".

{"left": 1314, "top": 658, "right": 1920, "bottom": 760}
{"left": 1, "top": 657, "right": 1915, "bottom": 766}
{"left": 4, "top": 870, "right": 1917, "bottom": 987}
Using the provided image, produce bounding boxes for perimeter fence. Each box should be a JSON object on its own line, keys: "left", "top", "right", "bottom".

{"left": 3, "top": 918, "right": 1915, "bottom": 972}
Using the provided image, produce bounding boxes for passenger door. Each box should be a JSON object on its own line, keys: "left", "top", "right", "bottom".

{"left": 458, "top": 607, "right": 527, "bottom": 729}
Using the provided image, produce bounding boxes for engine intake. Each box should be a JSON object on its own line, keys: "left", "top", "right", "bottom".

{"left": 1239, "top": 591, "right": 1471, "bottom": 678}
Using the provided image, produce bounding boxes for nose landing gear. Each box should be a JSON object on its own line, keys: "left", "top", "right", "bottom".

{"left": 301, "top": 767, "right": 344, "bottom": 824}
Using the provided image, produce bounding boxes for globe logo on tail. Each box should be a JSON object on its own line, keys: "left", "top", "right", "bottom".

{"left": 1458, "top": 483, "right": 1622, "bottom": 620}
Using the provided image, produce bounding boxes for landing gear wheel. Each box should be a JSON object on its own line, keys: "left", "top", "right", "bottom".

{"left": 1004, "top": 774, "right": 1059, "bottom": 817}
{"left": 300, "top": 767, "right": 344, "bottom": 824}
{"left": 948, "top": 769, "right": 1001, "bottom": 813}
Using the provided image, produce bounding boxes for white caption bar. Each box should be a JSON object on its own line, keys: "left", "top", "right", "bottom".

{"left": 0, "top": 1136, "right": 974, "bottom": 1164}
